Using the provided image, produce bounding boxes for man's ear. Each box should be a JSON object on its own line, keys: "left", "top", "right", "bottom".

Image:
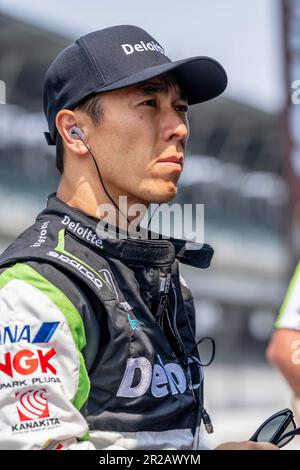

{"left": 56, "top": 109, "right": 89, "bottom": 156}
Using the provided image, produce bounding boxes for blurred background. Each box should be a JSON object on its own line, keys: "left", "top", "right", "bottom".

{"left": 0, "top": 0, "right": 300, "bottom": 448}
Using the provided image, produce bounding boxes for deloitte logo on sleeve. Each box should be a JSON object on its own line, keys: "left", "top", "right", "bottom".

{"left": 61, "top": 215, "right": 103, "bottom": 248}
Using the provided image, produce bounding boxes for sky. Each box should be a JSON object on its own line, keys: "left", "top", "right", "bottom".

{"left": 0, "top": 0, "right": 285, "bottom": 112}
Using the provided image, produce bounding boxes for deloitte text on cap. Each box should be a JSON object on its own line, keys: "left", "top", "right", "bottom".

{"left": 43, "top": 24, "right": 227, "bottom": 145}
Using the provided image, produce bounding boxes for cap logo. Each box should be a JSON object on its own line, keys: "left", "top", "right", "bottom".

{"left": 121, "top": 41, "right": 167, "bottom": 56}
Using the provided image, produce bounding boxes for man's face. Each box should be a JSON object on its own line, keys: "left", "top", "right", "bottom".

{"left": 86, "top": 76, "right": 189, "bottom": 206}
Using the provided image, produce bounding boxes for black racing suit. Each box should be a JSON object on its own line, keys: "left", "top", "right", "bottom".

{"left": 0, "top": 192, "right": 213, "bottom": 450}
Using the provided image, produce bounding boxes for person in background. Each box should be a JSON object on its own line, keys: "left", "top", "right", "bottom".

{"left": 267, "top": 262, "right": 300, "bottom": 424}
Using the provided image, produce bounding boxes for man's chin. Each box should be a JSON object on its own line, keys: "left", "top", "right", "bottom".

{"left": 135, "top": 179, "right": 179, "bottom": 205}
{"left": 146, "top": 186, "right": 178, "bottom": 204}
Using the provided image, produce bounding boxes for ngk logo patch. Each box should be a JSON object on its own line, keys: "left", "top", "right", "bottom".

{"left": 0, "top": 348, "right": 57, "bottom": 378}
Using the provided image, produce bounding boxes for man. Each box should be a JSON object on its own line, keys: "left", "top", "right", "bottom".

{"left": 267, "top": 262, "right": 300, "bottom": 424}
{"left": 0, "top": 25, "right": 277, "bottom": 450}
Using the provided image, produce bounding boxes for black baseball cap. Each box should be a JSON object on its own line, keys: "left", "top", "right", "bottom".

{"left": 43, "top": 24, "right": 227, "bottom": 145}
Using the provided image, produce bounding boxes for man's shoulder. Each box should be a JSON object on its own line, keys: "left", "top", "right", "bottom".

{"left": 0, "top": 259, "right": 102, "bottom": 365}
{"left": 0, "top": 259, "right": 93, "bottom": 311}
{"left": 0, "top": 217, "right": 45, "bottom": 267}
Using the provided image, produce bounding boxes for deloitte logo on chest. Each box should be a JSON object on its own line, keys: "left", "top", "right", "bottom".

{"left": 61, "top": 215, "right": 103, "bottom": 248}
{"left": 116, "top": 355, "right": 200, "bottom": 399}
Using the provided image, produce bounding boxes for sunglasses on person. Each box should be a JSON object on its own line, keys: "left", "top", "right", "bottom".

{"left": 250, "top": 408, "right": 300, "bottom": 448}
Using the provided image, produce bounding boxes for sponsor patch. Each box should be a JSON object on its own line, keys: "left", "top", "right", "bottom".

{"left": 16, "top": 388, "right": 49, "bottom": 421}
{"left": 0, "top": 322, "right": 59, "bottom": 346}
{"left": 0, "top": 348, "right": 57, "bottom": 378}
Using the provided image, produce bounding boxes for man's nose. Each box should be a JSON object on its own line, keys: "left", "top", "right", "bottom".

{"left": 161, "top": 111, "right": 189, "bottom": 145}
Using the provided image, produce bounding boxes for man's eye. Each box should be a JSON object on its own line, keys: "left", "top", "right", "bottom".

{"left": 176, "top": 104, "right": 188, "bottom": 113}
{"left": 141, "top": 99, "right": 156, "bottom": 107}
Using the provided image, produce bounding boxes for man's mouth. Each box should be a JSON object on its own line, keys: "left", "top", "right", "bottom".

{"left": 156, "top": 155, "right": 184, "bottom": 169}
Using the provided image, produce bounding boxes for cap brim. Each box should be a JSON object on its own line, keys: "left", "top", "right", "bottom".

{"left": 93, "top": 56, "right": 227, "bottom": 104}
{"left": 44, "top": 56, "right": 227, "bottom": 145}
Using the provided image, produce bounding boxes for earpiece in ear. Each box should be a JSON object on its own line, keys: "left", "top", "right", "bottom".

{"left": 69, "top": 126, "right": 86, "bottom": 141}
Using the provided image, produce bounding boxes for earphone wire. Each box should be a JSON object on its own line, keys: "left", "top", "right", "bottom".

{"left": 73, "top": 129, "right": 161, "bottom": 237}
{"left": 74, "top": 131, "right": 131, "bottom": 230}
